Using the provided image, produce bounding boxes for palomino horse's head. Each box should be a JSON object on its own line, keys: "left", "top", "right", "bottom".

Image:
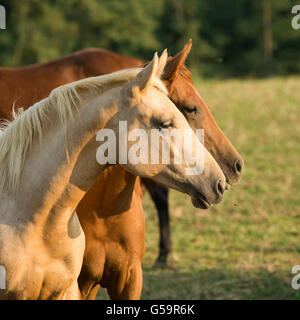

{"left": 162, "top": 40, "right": 244, "bottom": 187}
{"left": 116, "top": 51, "right": 226, "bottom": 208}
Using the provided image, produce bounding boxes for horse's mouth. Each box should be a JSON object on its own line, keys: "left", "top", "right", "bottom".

{"left": 191, "top": 193, "right": 210, "bottom": 209}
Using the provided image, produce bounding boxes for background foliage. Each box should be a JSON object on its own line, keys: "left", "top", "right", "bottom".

{"left": 1, "top": 0, "right": 299, "bottom": 77}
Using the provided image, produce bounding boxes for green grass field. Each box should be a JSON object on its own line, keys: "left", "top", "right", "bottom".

{"left": 98, "top": 77, "right": 300, "bottom": 300}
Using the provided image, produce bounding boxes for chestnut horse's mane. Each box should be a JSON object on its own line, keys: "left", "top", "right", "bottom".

{"left": 180, "top": 65, "right": 193, "bottom": 81}
{"left": 0, "top": 66, "right": 166, "bottom": 196}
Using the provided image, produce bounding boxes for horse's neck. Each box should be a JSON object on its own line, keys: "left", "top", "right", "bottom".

{"left": 10, "top": 87, "right": 121, "bottom": 230}
{"left": 79, "top": 166, "right": 139, "bottom": 218}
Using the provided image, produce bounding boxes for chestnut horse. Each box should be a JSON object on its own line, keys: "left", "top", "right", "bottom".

{"left": 0, "top": 42, "right": 243, "bottom": 299}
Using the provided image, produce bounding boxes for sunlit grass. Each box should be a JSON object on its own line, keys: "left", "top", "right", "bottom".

{"left": 141, "top": 77, "right": 300, "bottom": 299}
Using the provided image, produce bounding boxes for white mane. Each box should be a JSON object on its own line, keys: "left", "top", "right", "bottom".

{"left": 0, "top": 67, "right": 166, "bottom": 195}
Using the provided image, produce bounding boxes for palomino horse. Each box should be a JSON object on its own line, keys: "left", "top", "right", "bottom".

{"left": 0, "top": 43, "right": 242, "bottom": 299}
{"left": 0, "top": 52, "right": 226, "bottom": 299}
{"left": 0, "top": 43, "right": 243, "bottom": 268}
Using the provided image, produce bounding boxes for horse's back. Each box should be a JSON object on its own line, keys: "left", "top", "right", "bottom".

{"left": 72, "top": 48, "right": 143, "bottom": 75}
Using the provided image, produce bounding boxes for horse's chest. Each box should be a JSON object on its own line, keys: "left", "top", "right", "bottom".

{"left": 0, "top": 225, "right": 85, "bottom": 299}
{"left": 29, "top": 233, "right": 85, "bottom": 299}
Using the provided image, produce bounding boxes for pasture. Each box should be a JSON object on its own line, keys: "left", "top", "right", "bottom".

{"left": 96, "top": 76, "right": 300, "bottom": 300}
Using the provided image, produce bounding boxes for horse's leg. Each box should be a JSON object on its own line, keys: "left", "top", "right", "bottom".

{"left": 155, "top": 186, "right": 171, "bottom": 267}
{"left": 77, "top": 249, "right": 104, "bottom": 300}
{"left": 85, "top": 284, "right": 100, "bottom": 300}
{"left": 142, "top": 179, "right": 171, "bottom": 267}
{"left": 106, "top": 263, "right": 142, "bottom": 300}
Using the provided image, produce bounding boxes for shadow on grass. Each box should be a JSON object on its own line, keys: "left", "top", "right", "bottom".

{"left": 140, "top": 267, "right": 300, "bottom": 300}
{"left": 96, "top": 267, "right": 300, "bottom": 300}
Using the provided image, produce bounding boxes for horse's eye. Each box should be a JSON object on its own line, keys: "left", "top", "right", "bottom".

{"left": 183, "top": 106, "right": 197, "bottom": 115}
{"left": 159, "top": 120, "right": 173, "bottom": 129}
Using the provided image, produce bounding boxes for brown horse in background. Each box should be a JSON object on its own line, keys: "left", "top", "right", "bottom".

{"left": 0, "top": 42, "right": 243, "bottom": 299}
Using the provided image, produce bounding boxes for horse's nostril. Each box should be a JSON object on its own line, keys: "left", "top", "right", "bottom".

{"left": 235, "top": 158, "right": 243, "bottom": 174}
{"left": 217, "top": 179, "right": 225, "bottom": 195}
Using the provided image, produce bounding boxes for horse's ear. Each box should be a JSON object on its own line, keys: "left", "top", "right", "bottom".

{"left": 157, "top": 49, "right": 168, "bottom": 78}
{"left": 162, "top": 39, "right": 192, "bottom": 85}
{"left": 133, "top": 52, "right": 159, "bottom": 91}
{"left": 140, "top": 50, "right": 167, "bottom": 74}
{"left": 131, "top": 51, "right": 168, "bottom": 93}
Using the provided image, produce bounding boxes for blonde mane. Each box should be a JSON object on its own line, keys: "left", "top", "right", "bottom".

{"left": 0, "top": 67, "right": 167, "bottom": 196}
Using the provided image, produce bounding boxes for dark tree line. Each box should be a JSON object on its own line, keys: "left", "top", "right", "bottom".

{"left": 0, "top": 0, "right": 299, "bottom": 77}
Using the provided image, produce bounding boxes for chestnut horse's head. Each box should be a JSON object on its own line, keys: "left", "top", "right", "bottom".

{"left": 162, "top": 40, "right": 244, "bottom": 187}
